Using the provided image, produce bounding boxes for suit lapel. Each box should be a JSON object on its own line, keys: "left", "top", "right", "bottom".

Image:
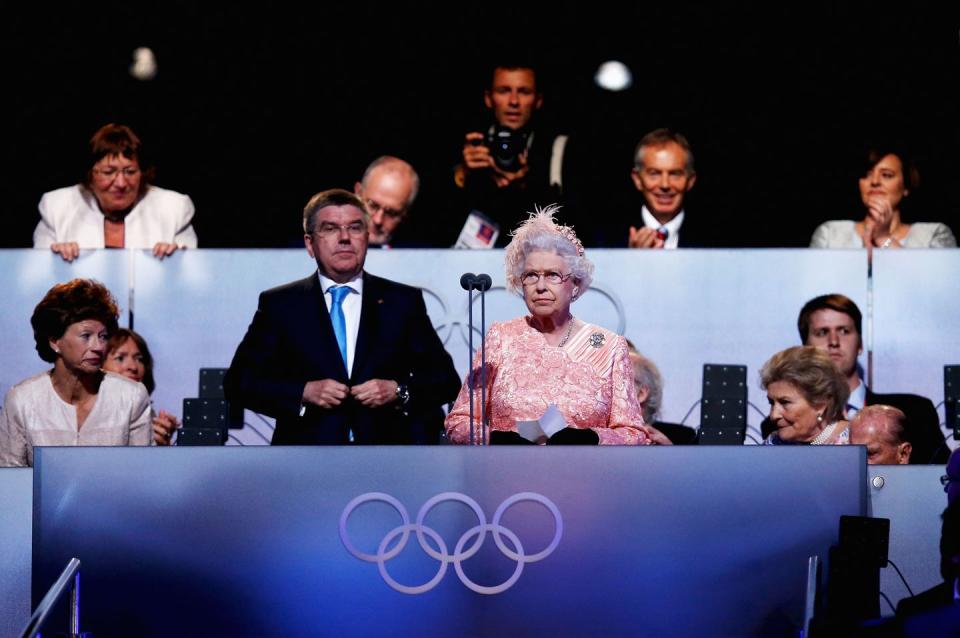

{"left": 351, "top": 272, "right": 380, "bottom": 383}
{"left": 302, "top": 273, "right": 349, "bottom": 381}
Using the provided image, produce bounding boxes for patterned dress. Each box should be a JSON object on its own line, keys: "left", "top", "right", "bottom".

{"left": 445, "top": 317, "right": 649, "bottom": 445}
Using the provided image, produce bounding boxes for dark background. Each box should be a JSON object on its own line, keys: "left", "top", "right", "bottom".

{"left": 2, "top": 3, "right": 957, "bottom": 248}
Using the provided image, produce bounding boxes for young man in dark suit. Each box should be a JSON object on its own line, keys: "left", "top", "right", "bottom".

{"left": 626, "top": 128, "right": 705, "bottom": 249}
{"left": 225, "top": 189, "right": 461, "bottom": 444}
{"left": 763, "top": 294, "right": 946, "bottom": 462}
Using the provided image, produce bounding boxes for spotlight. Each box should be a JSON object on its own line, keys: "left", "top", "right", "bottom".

{"left": 594, "top": 60, "right": 632, "bottom": 92}
{"left": 129, "top": 47, "right": 158, "bottom": 81}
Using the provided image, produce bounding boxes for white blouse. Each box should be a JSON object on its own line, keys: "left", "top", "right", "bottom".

{"left": 810, "top": 220, "right": 957, "bottom": 248}
{"left": 34, "top": 184, "right": 198, "bottom": 249}
{"left": 0, "top": 371, "right": 152, "bottom": 467}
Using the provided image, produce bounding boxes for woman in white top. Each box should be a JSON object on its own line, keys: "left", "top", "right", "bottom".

{"left": 34, "top": 123, "right": 197, "bottom": 262}
{"left": 103, "top": 328, "right": 180, "bottom": 445}
{"left": 810, "top": 147, "right": 956, "bottom": 249}
{"left": 0, "top": 279, "right": 151, "bottom": 467}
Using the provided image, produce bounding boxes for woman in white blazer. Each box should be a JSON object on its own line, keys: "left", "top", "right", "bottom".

{"left": 34, "top": 123, "right": 197, "bottom": 262}
{"left": 810, "top": 145, "right": 955, "bottom": 249}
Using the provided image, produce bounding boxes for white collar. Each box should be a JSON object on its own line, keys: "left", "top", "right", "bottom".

{"left": 848, "top": 379, "right": 866, "bottom": 411}
{"left": 641, "top": 206, "right": 685, "bottom": 235}
{"left": 317, "top": 271, "right": 364, "bottom": 295}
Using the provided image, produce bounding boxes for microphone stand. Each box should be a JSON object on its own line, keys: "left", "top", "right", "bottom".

{"left": 460, "top": 273, "right": 477, "bottom": 445}
{"left": 476, "top": 274, "right": 492, "bottom": 445}
{"left": 460, "top": 273, "right": 493, "bottom": 445}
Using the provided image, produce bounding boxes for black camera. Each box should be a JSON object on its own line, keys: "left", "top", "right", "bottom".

{"left": 484, "top": 125, "right": 528, "bottom": 172}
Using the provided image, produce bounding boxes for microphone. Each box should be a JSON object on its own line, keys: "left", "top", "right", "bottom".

{"left": 460, "top": 272, "right": 493, "bottom": 291}
{"left": 474, "top": 274, "right": 492, "bottom": 291}
{"left": 459, "top": 272, "right": 493, "bottom": 444}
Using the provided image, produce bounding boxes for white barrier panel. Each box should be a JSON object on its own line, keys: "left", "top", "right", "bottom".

{"left": 872, "top": 251, "right": 960, "bottom": 412}
{"left": 0, "top": 250, "right": 129, "bottom": 402}
{"left": 134, "top": 249, "right": 867, "bottom": 442}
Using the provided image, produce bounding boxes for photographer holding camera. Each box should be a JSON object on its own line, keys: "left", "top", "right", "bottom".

{"left": 452, "top": 63, "right": 568, "bottom": 247}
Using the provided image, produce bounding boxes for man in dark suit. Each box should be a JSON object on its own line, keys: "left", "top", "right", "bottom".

{"left": 763, "top": 294, "right": 947, "bottom": 462}
{"left": 626, "top": 128, "right": 707, "bottom": 249}
{"left": 225, "top": 189, "right": 461, "bottom": 444}
{"left": 353, "top": 155, "right": 420, "bottom": 248}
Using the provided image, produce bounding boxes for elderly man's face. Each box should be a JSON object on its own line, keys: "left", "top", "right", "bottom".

{"left": 484, "top": 68, "right": 542, "bottom": 130}
{"left": 805, "top": 309, "right": 861, "bottom": 381}
{"left": 850, "top": 414, "right": 911, "bottom": 464}
{"left": 354, "top": 168, "right": 413, "bottom": 245}
{"left": 304, "top": 205, "right": 369, "bottom": 283}
{"left": 631, "top": 142, "right": 696, "bottom": 221}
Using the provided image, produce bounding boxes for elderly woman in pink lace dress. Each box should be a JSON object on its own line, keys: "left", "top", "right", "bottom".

{"left": 445, "top": 207, "right": 666, "bottom": 446}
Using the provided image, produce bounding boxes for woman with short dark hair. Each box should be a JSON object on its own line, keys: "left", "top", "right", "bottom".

{"left": 810, "top": 146, "right": 956, "bottom": 248}
{"left": 0, "top": 279, "right": 151, "bottom": 467}
{"left": 34, "top": 123, "right": 197, "bottom": 262}
{"left": 103, "top": 328, "right": 180, "bottom": 445}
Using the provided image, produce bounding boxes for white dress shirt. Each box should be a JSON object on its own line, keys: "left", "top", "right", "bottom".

{"left": 641, "top": 206, "right": 685, "bottom": 249}
{"left": 318, "top": 272, "right": 364, "bottom": 377}
{"left": 846, "top": 379, "right": 866, "bottom": 418}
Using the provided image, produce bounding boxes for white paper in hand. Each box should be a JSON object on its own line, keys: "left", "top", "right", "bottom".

{"left": 538, "top": 404, "right": 567, "bottom": 437}
{"left": 516, "top": 404, "right": 567, "bottom": 443}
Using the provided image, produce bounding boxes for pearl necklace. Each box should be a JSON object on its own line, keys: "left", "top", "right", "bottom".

{"left": 810, "top": 422, "right": 838, "bottom": 445}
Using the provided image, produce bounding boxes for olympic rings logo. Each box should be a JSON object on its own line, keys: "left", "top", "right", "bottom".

{"left": 339, "top": 491, "right": 563, "bottom": 595}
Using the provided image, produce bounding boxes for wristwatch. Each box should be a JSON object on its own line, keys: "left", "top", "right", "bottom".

{"left": 395, "top": 383, "right": 410, "bottom": 406}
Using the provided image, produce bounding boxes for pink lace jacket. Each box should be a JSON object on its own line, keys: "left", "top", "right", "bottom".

{"left": 445, "top": 317, "right": 649, "bottom": 445}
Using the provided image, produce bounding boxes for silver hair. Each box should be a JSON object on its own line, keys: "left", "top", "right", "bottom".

{"left": 630, "top": 351, "right": 664, "bottom": 423}
{"left": 504, "top": 206, "right": 593, "bottom": 296}
{"left": 633, "top": 128, "right": 695, "bottom": 174}
{"left": 360, "top": 155, "right": 420, "bottom": 208}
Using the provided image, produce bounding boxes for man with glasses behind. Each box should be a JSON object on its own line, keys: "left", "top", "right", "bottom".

{"left": 225, "top": 189, "right": 460, "bottom": 444}
{"left": 353, "top": 156, "right": 419, "bottom": 248}
{"left": 34, "top": 123, "right": 197, "bottom": 262}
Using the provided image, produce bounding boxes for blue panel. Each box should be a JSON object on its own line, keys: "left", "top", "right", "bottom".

{"left": 33, "top": 446, "right": 864, "bottom": 637}
{"left": 867, "top": 465, "right": 946, "bottom": 610}
{"left": 0, "top": 468, "right": 32, "bottom": 637}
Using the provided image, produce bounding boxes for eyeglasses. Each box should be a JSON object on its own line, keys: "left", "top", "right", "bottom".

{"left": 93, "top": 167, "right": 141, "bottom": 181}
{"left": 312, "top": 222, "right": 367, "bottom": 238}
{"left": 365, "top": 199, "right": 405, "bottom": 220}
{"left": 521, "top": 270, "right": 574, "bottom": 286}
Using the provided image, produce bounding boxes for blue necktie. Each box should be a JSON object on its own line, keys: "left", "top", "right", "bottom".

{"left": 329, "top": 285, "right": 350, "bottom": 368}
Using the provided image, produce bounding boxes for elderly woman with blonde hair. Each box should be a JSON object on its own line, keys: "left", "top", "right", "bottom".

{"left": 445, "top": 207, "right": 659, "bottom": 445}
{"left": 761, "top": 345, "right": 851, "bottom": 445}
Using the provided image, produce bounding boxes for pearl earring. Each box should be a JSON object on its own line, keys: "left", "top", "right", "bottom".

{"left": 816, "top": 413, "right": 823, "bottom": 423}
